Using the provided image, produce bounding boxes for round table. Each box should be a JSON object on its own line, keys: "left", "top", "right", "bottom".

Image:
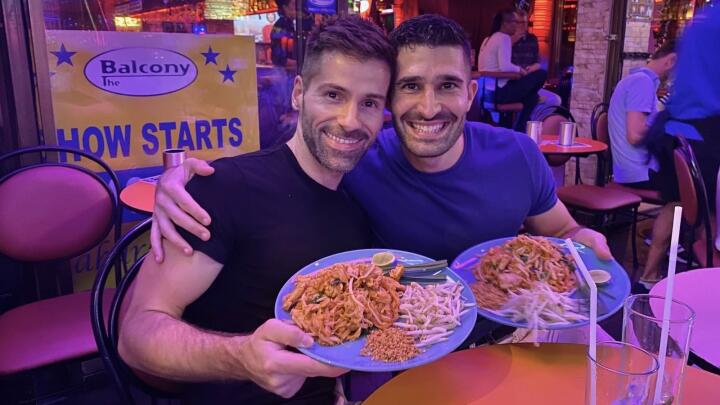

{"left": 539, "top": 135, "right": 607, "bottom": 155}
{"left": 650, "top": 268, "right": 720, "bottom": 368}
{"left": 119, "top": 178, "right": 157, "bottom": 214}
{"left": 364, "top": 343, "right": 720, "bottom": 404}
{"left": 538, "top": 135, "right": 607, "bottom": 186}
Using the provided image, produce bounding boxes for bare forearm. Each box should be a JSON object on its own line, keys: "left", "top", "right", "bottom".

{"left": 119, "top": 310, "right": 249, "bottom": 382}
{"left": 525, "top": 202, "right": 580, "bottom": 237}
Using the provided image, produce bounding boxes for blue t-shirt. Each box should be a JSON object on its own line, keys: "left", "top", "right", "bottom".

{"left": 341, "top": 122, "right": 557, "bottom": 261}
{"left": 608, "top": 67, "right": 660, "bottom": 183}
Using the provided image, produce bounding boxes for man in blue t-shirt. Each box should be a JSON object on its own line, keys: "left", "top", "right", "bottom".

{"left": 150, "top": 15, "right": 611, "bottom": 335}
{"left": 608, "top": 41, "right": 676, "bottom": 185}
{"left": 608, "top": 41, "right": 677, "bottom": 285}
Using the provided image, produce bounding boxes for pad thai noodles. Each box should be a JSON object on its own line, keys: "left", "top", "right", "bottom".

{"left": 282, "top": 262, "right": 405, "bottom": 346}
{"left": 471, "top": 235, "right": 578, "bottom": 310}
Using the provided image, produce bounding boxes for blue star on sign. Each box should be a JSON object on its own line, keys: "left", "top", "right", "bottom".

{"left": 51, "top": 44, "right": 76, "bottom": 66}
{"left": 219, "top": 65, "right": 237, "bottom": 83}
{"left": 201, "top": 46, "right": 220, "bottom": 65}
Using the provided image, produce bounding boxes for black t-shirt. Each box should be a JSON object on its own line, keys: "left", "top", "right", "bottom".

{"left": 178, "top": 144, "right": 371, "bottom": 404}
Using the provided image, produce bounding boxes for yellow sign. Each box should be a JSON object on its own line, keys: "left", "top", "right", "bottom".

{"left": 45, "top": 31, "right": 259, "bottom": 290}
{"left": 45, "top": 30, "right": 259, "bottom": 171}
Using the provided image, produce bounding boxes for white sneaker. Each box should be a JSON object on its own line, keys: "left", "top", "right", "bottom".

{"left": 639, "top": 279, "right": 659, "bottom": 290}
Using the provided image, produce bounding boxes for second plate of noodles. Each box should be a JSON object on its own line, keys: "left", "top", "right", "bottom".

{"left": 451, "top": 236, "right": 630, "bottom": 330}
{"left": 274, "top": 249, "right": 477, "bottom": 372}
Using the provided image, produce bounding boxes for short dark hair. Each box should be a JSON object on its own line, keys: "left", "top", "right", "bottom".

{"left": 389, "top": 14, "right": 472, "bottom": 70}
{"left": 651, "top": 40, "right": 676, "bottom": 60}
{"left": 491, "top": 9, "right": 518, "bottom": 34}
{"left": 275, "top": 0, "right": 290, "bottom": 16}
{"left": 301, "top": 16, "right": 396, "bottom": 87}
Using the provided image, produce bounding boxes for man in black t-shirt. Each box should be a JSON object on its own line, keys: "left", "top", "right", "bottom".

{"left": 118, "top": 17, "right": 395, "bottom": 404}
{"left": 511, "top": 9, "right": 561, "bottom": 119}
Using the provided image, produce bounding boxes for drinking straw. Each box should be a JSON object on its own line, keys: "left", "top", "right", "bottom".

{"left": 654, "top": 206, "right": 684, "bottom": 403}
{"left": 566, "top": 238, "right": 597, "bottom": 405}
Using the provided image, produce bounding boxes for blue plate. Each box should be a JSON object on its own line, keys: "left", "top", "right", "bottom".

{"left": 451, "top": 237, "right": 630, "bottom": 330}
{"left": 274, "top": 249, "right": 477, "bottom": 372}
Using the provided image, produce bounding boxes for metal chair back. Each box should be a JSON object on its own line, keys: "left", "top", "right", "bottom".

{"left": 90, "top": 218, "right": 179, "bottom": 404}
{"left": 673, "top": 135, "right": 714, "bottom": 267}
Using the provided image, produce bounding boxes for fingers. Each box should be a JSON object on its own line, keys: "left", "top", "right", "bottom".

{"left": 172, "top": 188, "right": 212, "bottom": 228}
{"left": 262, "top": 376, "right": 305, "bottom": 399}
{"left": 588, "top": 233, "right": 613, "bottom": 261}
{"left": 163, "top": 197, "right": 210, "bottom": 241}
{"left": 184, "top": 158, "right": 215, "bottom": 177}
{"left": 575, "top": 229, "right": 614, "bottom": 261}
{"left": 150, "top": 217, "right": 164, "bottom": 262}
{"left": 592, "top": 241, "right": 614, "bottom": 261}
{"left": 273, "top": 351, "right": 349, "bottom": 378}
{"left": 258, "top": 319, "right": 313, "bottom": 349}
{"left": 154, "top": 209, "right": 193, "bottom": 255}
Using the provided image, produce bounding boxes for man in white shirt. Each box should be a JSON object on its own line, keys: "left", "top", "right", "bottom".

{"left": 477, "top": 9, "right": 546, "bottom": 131}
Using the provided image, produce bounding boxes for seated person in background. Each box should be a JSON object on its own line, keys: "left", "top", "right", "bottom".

{"left": 511, "top": 9, "right": 561, "bottom": 121}
{"left": 270, "top": 0, "right": 297, "bottom": 67}
{"left": 643, "top": 6, "right": 720, "bottom": 254}
{"left": 118, "top": 17, "right": 395, "bottom": 404}
{"left": 477, "top": 8, "right": 546, "bottom": 131}
{"left": 608, "top": 40, "right": 677, "bottom": 286}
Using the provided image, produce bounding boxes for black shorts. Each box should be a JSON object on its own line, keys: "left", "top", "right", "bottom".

{"left": 620, "top": 169, "right": 661, "bottom": 191}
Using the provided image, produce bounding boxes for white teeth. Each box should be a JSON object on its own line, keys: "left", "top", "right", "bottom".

{"left": 325, "top": 132, "right": 360, "bottom": 145}
{"left": 409, "top": 122, "right": 445, "bottom": 134}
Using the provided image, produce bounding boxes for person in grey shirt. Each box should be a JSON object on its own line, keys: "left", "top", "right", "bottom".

{"left": 608, "top": 40, "right": 677, "bottom": 286}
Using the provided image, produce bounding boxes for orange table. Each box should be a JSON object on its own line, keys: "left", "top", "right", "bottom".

{"left": 365, "top": 343, "right": 720, "bottom": 404}
{"left": 119, "top": 178, "right": 157, "bottom": 214}
{"left": 540, "top": 135, "right": 607, "bottom": 156}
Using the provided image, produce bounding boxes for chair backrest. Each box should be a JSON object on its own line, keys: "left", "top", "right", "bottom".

{"left": 540, "top": 106, "right": 577, "bottom": 169}
{"left": 91, "top": 218, "right": 178, "bottom": 404}
{"left": 674, "top": 149, "right": 699, "bottom": 226}
{"left": 542, "top": 114, "right": 572, "bottom": 167}
{"left": 673, "top": 135, "right": 714, "bottom": 267}
{"left": 475, "top": 76, "right": 497, "bottom": 111}
{"left": 0, "top": 146, "right": 121, "bottom": 262}
{"left": 590, "top": 103, "right": 612, "bottom": 185}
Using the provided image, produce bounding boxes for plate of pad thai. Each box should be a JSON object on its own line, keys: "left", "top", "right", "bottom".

{"left": 274, "top": 249, "right": 477, "bottom": 372}
{"left": 451, "top": 235, "right": 630, "bottom": 331}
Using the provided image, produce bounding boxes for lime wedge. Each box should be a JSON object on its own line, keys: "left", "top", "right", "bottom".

{"left": 372, "top": 251, "right": 396, "bottom": 267}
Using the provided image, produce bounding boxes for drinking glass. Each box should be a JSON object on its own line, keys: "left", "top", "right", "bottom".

{"left": 623, "top": 294, "right": 695, "bottom": 405}
{"left": 163, "top": 148, "right": 186, "bottom": 170}
{"left": 526, "top": 120, "right": 542, "bottom": 144}
{"left": 586, "top": 341, "right": 659, "bottom": 405}
{"left": 559, "top": 121, "right": 576, "bottom": 146}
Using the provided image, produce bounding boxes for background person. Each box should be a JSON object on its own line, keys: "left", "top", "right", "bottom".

{"left": 608, "top": 41, "right": 677, "bottom": 286}
{"left": 477, "top": 9, "right": 546, "bottom": 131}
{"left": 511, "top": 9, "right": 561, "bottom": 120}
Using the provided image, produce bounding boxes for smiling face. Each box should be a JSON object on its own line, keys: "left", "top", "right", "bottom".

{"left": 293, "top": 52, "right": 390, "bottom": 173}
{"left": 390, "top": 45, "right": 477, "bottom": 160}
